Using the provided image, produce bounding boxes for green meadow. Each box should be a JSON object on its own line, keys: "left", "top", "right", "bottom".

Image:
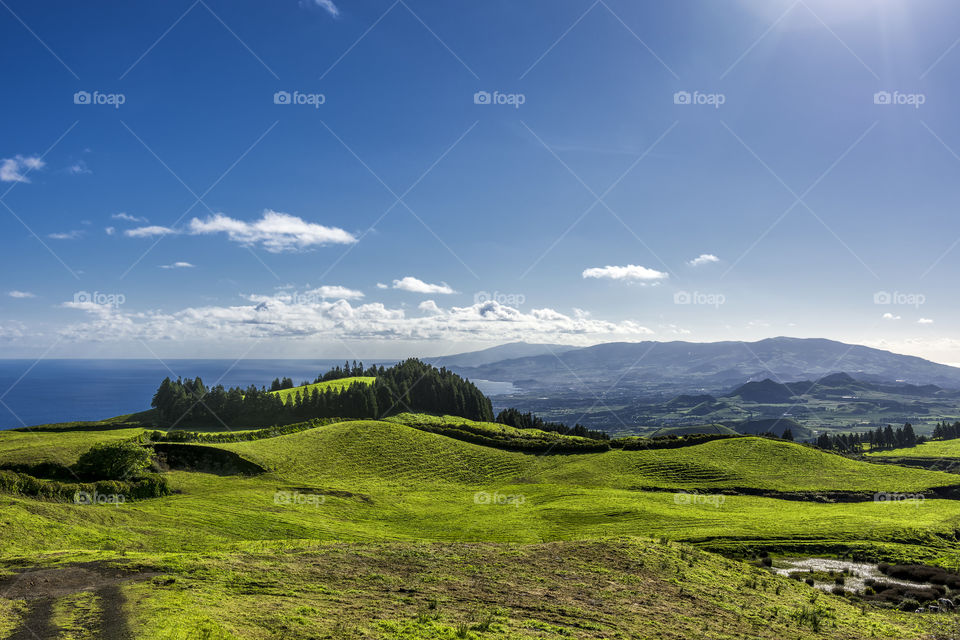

{"left": 5, "top": 409, "right": 960, "bottom": 637}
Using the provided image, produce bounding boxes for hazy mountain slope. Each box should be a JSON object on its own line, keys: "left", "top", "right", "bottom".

{"left": 426, "top": 342, "right": 575, "bottom": 369}
{"left": 451, "top": 337, "right": 960, "bottom": 394}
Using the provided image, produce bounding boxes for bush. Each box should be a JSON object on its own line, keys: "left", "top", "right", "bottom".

{"left": 0, "top": 468, "right": 169, "bottom": 501}
{"left": 74, "top": 441, "right": 151, "bottom": 480}
{"left": 899, "top": 598, "right": 920, "bottom": 612}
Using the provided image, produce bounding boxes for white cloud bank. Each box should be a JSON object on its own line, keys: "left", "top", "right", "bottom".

{"left": 0, "top": 155, "right": 44, "bottom": 183}
{"left": 687, "top": 254, "right": 720, "bottom": 267}
{"left": 125, "top": 210, "right": 356, "bottom": 253}
{"left": 582, "top": 264, "right": 668, "bottom": 282}
{"left": 393, "top": 277, "right": 457, "bottom": 295}
{"left": 8, "top": 291, "right": 35, "bottom": 299}
{"left": 160, "top": 262, "right": 195, "bottom": 269}
{"left": 57, "top": 294, "right": 653, "bottom": 346}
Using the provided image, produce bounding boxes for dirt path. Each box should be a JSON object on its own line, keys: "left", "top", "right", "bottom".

{"left": 0, "top": 562, "right": 156, "bottom": 639}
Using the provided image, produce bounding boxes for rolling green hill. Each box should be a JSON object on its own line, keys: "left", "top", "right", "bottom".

{"left": 268, "top": 376, "right": 375, "bottom": 403}
{"left": 5, "top": 416, "right": 960, "bottom": 638}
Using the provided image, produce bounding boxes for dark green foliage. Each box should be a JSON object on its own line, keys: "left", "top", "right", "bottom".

{"left": 815, "top": 422, "right": 923, "bottom": 453}
{"left": 932, "top": 420, "right": 960, "bottom": 441}
{"left": 0, "top": 469, "right": 169, "bottom": 501}
{"left": 496, "top": 408, "right": 609, "bottom": 441}
{"left": 612, "top": 433, "right": 740, "bottom": 450}
{"left": 315, "top": 360, "right": 380, "bottom": 382}
{"left": 148, "top": 418, "right": 341, "bottom": 443}
{"left": 150, "top": 359, "right": 493, "bottom": 428}
{"left": 402, "top": 419, "right": 611, "bottom": 454}
{"left": 73, "top": 441, "right": 152, "bottom": 480}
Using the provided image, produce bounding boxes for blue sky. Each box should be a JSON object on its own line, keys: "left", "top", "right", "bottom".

{"left": 3, "top": 0, "right": 960, "bottom": 362}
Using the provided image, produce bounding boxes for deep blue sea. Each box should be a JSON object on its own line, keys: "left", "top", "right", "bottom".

{"left": 0, "top": 359, "right": 356, "bottom": 429}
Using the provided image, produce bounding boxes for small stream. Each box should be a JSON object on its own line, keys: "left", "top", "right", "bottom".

{"left": 772, "top": 557, "right": 934, "bottom": 593}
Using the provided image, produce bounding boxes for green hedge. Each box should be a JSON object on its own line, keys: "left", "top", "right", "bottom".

{"left": 143, "top": 417, "right": 342, "bottom": 444}
{"left": 0, "top": 470, "right": 169, "bottom": 502}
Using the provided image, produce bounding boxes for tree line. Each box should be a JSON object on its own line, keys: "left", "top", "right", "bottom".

{"left": 932, "top": 421, "right": 960, "bottom": 440}
{"left": 495, "top": 408, "right": 610, "bottom": 441}
{"left": 151, "top": 359, "right": 493, "bottom": 428}
{"left": 815, "top": 423, "right": 921, "bottom": 453}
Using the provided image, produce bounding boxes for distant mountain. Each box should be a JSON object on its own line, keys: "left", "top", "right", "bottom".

{"left": 726, "top": 379, "right": 796, "bottom": 403}
{"left": 449, "top": 337, "right": 960, "bottom": 395}
{"left": 426, "top": 342, "right": 576, "bottom": 369}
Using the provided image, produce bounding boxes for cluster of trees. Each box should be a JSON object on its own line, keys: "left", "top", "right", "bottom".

{"left": 815, "top": 423, "right": 920, "bottom": 453}
{"left": 315, "top": 361, "right": 381, "bottom": 382}
{"left": 151, "top": 359, "right": 493, "bottom": 428}
{"left": 495, "top": 408, "right": 609, "bottom": 441}
{"left": 932, "top": 421, "right": 960, "bottom": 440}
{"left": 268, "top": 377, "right": 295, "bottom": 391}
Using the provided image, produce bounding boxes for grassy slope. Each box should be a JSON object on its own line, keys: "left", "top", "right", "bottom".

{"left": 868, "top": 439, "right": 960, "bottom": 459}
{"left": 118, "top": 541, "right": 953, "bottom": 640}
{"left": 6, "top": 420, "right": 960, "bottom": 637}
{"left": 2, "top": 421, "right": 959, "bottom": 555}
{"left": 268, "top": 376, "right": 375, "bottom": 403}
{"left": 0, "top": 426, "right": 145, "bottom": 466}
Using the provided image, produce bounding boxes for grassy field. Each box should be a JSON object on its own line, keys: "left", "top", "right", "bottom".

{"left": 269, "top": 376, "right": 375, "bottom": 403}
{"left": 867, "top": 439, "right": 960, "bottom": 459}
{"left": 5, "top": 418, "right": 960, "bottom": 637}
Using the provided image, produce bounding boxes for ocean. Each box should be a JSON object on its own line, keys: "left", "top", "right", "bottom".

{"left": 0, "top": 359, "right": 358, "bottom": 429}
{"left": 0, "top": 359, "right": 515, "bottom": 429}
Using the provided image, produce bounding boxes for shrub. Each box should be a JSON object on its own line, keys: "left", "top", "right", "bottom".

{"left": 74, "top": 441, "right": 152, "bottom": 480}
{"left": 899, "top": 598, "right": 920, "bottom": 612}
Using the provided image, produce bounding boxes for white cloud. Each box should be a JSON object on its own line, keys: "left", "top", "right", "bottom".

{"left": 160, "top": 262, "right": 195, "bottom": 269}
{"left": 582, "top": 264, "right": 669, "bottom": 282}
{"left": 187, "top": 210, "right": 356, "bottom": 252}
{"left": 105, "top": 227, "right": 116, "bottom": 236}
{"left": 688, "top": 254, "right": 720, "bottom": 267}
{"left": 48, "top": 230, "right": 83, "bottom": 240}
{"left": 125, "top": 225, "right": 177, "bottom": 238}
{"left": 124, "top": 211, "right": 355, "bottom": 252}
{"left": 0, "top": 155, "right": 44, "bottom": 183}
{"left": 8, "top": 291, "right": 35, "bottom": 299}
{"left": 882, "top": 312, "right": 901, "bottom": 320}
{"left": 918, "top": 318, "right": 934, "bottom": 324}
{"left": 376, "top": 282, "right": 389, "bottom": 289}
{"left": 56, "top": 296, "right": 655, "bottom": 346}
{"left": 308, "top": 285, "right": 364, "bottom": 300}
{"left": 113, "top": 212, "right": 147, "bottom": 223}
{"left": 393, "top": 276, "right": 457, "bottom": 295}
{"left": 312, "top": 0, "right": 339, "bottom": 16}
{"left": 419, "top": 300, "right": 442, "bottom": 314}
{"left": 67, "top": 161, "right": 91, "bottom": 175}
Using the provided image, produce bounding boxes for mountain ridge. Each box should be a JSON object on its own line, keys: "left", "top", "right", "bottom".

{"left": 442, "top": 337, "right": 960, "bottom": 395}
